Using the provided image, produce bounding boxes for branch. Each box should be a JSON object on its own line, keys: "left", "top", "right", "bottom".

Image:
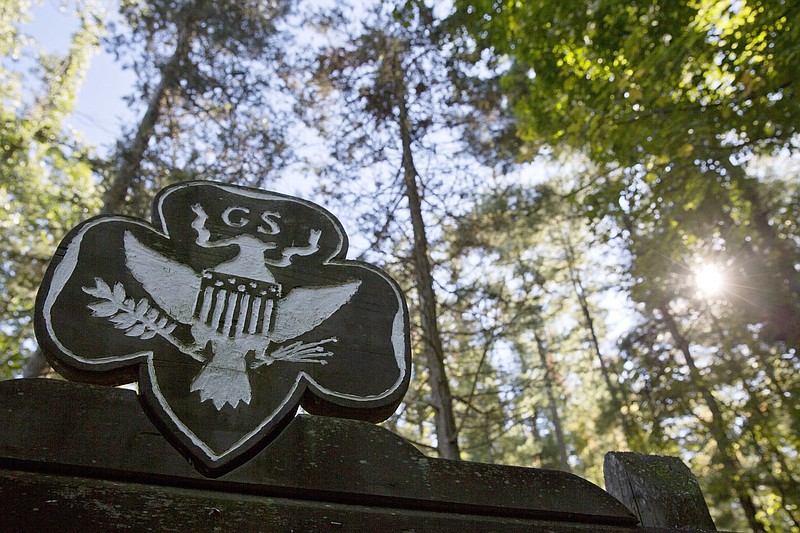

{"left": 82, "top": 278, "right": 203, "bottom": 361}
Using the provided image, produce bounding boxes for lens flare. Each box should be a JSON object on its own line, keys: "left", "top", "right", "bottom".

{"left": 695, "top": 264, "right": 724, "bottom": 296}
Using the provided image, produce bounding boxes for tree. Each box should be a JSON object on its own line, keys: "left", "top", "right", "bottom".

{"left": 614, "top": 206, "right": 799, "bottom": 531}
{"left": 454, "top": 2, "right": 800, "bottom": 529}
{"left": 18, "top": 0, "right": 301, "bottom": 375}
{"left": 1, "top": 0, "right": 104, "bottom": 379}
{"left": 304, "top": 0, "right": 508, "bottom": 459}
{"left": 448, "top": 178, "right": 642, "bottom": 478}
{"left": 103, "top": 0, "right": 296, "bottom": 215}
{"left": 454, "top": 0, "right": 800, "bottom": 351}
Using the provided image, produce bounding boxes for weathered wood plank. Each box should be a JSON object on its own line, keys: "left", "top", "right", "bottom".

{"left": 604, "top": 452, "right": 717, "bottom": 530}
{"left": 1, "top": 469, "right": 644, "bottom": 533}
{"left": 1, "top": 378, "right": 636, "bottom": 525}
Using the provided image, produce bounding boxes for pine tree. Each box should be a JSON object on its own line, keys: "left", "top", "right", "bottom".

{"left": 103, "top": 0, "right": 295, "bottom": 215}
{"left": 303, "top": 0, "right": 501, "bottom": 459}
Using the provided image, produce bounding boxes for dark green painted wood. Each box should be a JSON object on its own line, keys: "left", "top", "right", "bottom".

{"left": 2, "top": 469, "right": 644, "bottom": 533}
{"left": 1, "top": 378, "right": 635, "bottom": 525}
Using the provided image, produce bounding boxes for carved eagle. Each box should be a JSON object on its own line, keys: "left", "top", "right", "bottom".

{"left": 123, "top": 231, "right": 360, "bottom": 410}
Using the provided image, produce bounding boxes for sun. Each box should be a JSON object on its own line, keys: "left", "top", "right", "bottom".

{"left": 695, "top": 264, "right": 724, "bottom": 296}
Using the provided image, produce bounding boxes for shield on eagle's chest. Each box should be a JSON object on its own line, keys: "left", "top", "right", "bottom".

{"left": 35, "top": 181, "right": 411, "bottom": 475}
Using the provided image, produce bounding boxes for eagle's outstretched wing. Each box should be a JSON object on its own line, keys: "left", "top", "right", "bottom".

{"left": 270, "top": 280, "right": 361, "bottom": 343}
{"left": 124, "top": 231, "right": 201, "bottom": 324}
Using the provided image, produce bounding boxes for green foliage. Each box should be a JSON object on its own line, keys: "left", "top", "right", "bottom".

{"left": 104, "top": 0, "right": 296, "bottom": 215}
{"left": 1, "top": 1, "right": 798, "bottom": 529}
{"left": 0, "top": 0, "right": 103, "bottom": 378}
{"left": 454, "top": 0, "right": 800, "bottom": 347}
{"left": 454, "top": 0, "right": 799, "bottom": 167}
{"left": 455, "top": 1, "right": 800, "bottom": 529}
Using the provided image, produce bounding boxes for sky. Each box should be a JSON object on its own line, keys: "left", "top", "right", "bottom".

{"left": 19, "top": 0, "right": 376, "bottom": 250}
{"left": 20, "top": 1, "right": 332, "bottom": 196}
{"left": 26, "top": 0, "right": 135, "bottom": 152}
{"left": 15, "top": 0, "right": 720, "bottom": 438}
{"left": 15, "top": 0, "right": 642, "bottom": 320}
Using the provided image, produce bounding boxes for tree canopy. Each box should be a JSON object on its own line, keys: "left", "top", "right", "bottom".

{"left": 1, "top": 0, "right": 103, "bottom": 376}
{"left": 455, "top": 1, "right": 800, "bottom": 530}
{"left": 1, "top": 1, "right": 799, "bottom": 530}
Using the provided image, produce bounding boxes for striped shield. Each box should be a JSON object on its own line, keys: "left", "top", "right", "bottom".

{"left": 193, "top": 271, "right": 281, "bottom": 338}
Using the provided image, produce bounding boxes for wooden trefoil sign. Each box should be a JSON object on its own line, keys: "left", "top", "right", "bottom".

{"left": 35, "top": 181, "right": 411, "bottom": 474}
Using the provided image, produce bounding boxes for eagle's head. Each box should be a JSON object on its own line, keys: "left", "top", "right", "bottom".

{"left": 153, "top": 182, "right": 347, "bottom": 270}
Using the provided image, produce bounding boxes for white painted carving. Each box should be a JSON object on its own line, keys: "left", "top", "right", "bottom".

{"left": 43, "top": 183, "right": 410, "bottom": 465}
{"left": 269, "top": 282, "right": 361, "bottom": 344}
{"left": 257, "top": 211, "right": 281, "bottom": 235}
{"left": 221, "top": 206, "right": 250, "bottom": 228}
{"left": 104, "top": 211, "right": 362, "bottom": 410}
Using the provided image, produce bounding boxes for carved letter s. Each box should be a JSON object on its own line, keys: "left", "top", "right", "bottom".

{"left": 258, "top": 211, "right": 281, "bottom": 235}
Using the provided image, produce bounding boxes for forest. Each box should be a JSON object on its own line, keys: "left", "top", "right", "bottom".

{"left": 1, "top": 0, "right": 798, "bottom": 531}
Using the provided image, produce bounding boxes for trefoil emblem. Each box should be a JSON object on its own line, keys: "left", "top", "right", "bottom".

{"left": 36, "top": 181, "right": 410, "bottom": 475}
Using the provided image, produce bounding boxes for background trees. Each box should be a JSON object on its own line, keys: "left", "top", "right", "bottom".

{"left": 1, "top": 0, "right": 103, "bottom": 377}
{"left": 303, "top": 0, "right": 493, "bottom": 460}
{"left": 104, "top": 0, "right": 296, "bottom": 215}
{"left": 455, "top": 0, "right": 800, "bottom": 530}
{"left": 1, "top": 1, "right": 798, "bottom": 530}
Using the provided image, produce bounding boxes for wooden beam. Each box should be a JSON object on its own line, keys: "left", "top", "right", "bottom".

{"left": 604, "top": 452, "right": 717, "bottom": 530}
{"left": 0, "top": 378, "right": 636, "bottom": 525}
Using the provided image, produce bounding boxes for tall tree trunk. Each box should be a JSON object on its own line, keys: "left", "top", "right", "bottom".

{"left": 102, "top": 7, "right": 195, "bottom": 214}
{"left": 658, "top": 301, "right": 767, "bottom": 533}
{"left": 721, "top": 163, "right": 800, "bottom": 349}
{"left": 561, "top": 230, "right": 637, "bottom": 445}
{"left": 397, "top": 86, "right": 460, "bottom": 460}
{"left": 532, "top": 329, "right": 570, "bottom": 472}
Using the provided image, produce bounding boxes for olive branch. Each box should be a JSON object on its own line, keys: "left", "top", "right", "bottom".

{"left": 252, "top": 337, "right": 337, "bottom": 369}
{"left": 82, "top": 278, "right": 204, "bottom": 362}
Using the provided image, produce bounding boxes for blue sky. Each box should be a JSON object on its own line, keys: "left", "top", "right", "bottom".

{"left": 27, "top": 1, "right": 135, "bottom": 152}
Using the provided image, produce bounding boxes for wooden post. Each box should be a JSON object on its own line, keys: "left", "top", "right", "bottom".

{"left": 604, "top": 452, "right": 717, "bottom": 530}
